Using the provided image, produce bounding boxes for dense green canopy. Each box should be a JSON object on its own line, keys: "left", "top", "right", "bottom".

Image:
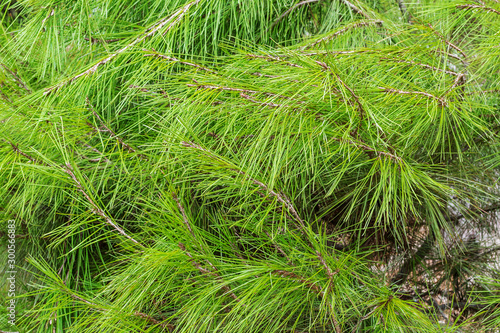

{"left": 1, "top": 0, "right": 500, "bottom": 332}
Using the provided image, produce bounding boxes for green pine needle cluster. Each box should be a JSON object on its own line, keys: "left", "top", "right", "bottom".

{"left": 1, "top": 0, "right": 500, "bottom": 332}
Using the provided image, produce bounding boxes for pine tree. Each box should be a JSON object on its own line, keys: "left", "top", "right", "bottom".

{"left": 1, "top": 0, "right": 500, "bottom": 332}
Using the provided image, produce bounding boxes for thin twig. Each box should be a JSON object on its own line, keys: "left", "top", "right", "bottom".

{"left": 187, "top": 83, "right": 299, "bottom": 101}
{"left": 269, "top": 0, "right": 322, "bottom": 31}
{"left": 304, "top": 20, "right": 382, "bottom": 49}
{"left": 172, "top": 192, "right": 197, "bottom": 240}
{"left": 44, "top": 0, "right": 201, "bottom": 95}
{"left": 324, "top": 68, "right": 365, "bottom": 133}
{"left": 246, "top": 53, "right": 304, "bottom": 68}
{"left": 338, "top": 0, "right": 371, "bottom": 19}
{"left": 63, "top": 163, "right": 143, "bottom": 247}
{"left": 272, "top": 269, "right": 341, "bottom": 333}
{"left": 68, "top": 292, "right": 173, "bottom": 331}
{"left": 8, "top": 141, "right": 47, "bottom": 165}
{"left": 272, "top": 270, "right": 323, "bottom": 294}
{"left": 86, "top": 98, "right": 148, "bottom": 160}
{"left": 180, "top": 141, "right": 307, "bottom": 231}
{"left": 379, "top": 87, "right": 448, "bottom": 107}
{"left": 0, "top": 63, "right": 32, "bottom": 93}
{"left": 144, "top": 49, "right": 216, "bottom": 73}
{"left": 264, "top": 231, "right": 295, "bottom": 265}
{"left": 240, "top": 93, "right": 283, "bottom": 108}
{"left": 331, "top": 137, "right": 402, "bottom": 162}
{"left": 457, "top": 4, "right": 500, "bottom": 15}
{"left": 427, "top": 24, "right": 467, "bottom": 61}
{"left": 316, "top": 251, "right": 339, "bottom": 279}
{"left": 41, "top": 8, "right": 55, "bottom": 25}
{"left": 441, "top": 72, "right": 466, "bottom": 98}
{"left": 76, "top": 141, "right": 111, "bottom": 163}
{"left": 379, "top": 58, "right": 460, "bottom": 76}
{"left": 178, "top": 242, "right": 243, "bottom": 303}
{"left": 84, "top": 36, "right": 121, "bottom": 44}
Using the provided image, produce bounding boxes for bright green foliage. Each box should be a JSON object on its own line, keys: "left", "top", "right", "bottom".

{"left": 1, "top": 0, "right": 500, "bottom": 332}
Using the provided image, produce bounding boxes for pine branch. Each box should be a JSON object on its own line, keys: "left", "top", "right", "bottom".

{"left": 316, "top": 251, "right": 339, "bottom": 279}
{"left": 181, "top": 141, "right": 307, "bottom": 231}
{"left": 379, "top": 87, "right": 448, "bottom": 107}
{"left": 246, "top": 53, "right": 304, "bottom": 68}
{"left": 457, "top": 4, "right": 500, "bottom": 15}
{"left": 186, "top": 82, "right": 302, "bottom": 102}
{"left": 68, "top": 290, "right": 174, "bottom": 331}
{"left": 178, "top": 242, "right": 243, "bottom": 304}
{"left": 76, "top": 141, "right": 111, "bottom": 163}
{"left": 86, "top": 98, "right": 148, "bottom": 160}
{"left": 240, "top": 93, "right": 283, "bottom": 108}
{"left": 271, "top": 269, "right": 342, "bottom": 333}
{"left": 0, "top": 63, "right": 32, "bottom": 93}
{"left": 338, "top": 0, "right": 372, "bottom": 19}
{"left": 7, "top": 141, "right": 48, "bottom": 166}
{"left": 44, "top": 0, "right": 201, "bottom": 95}
{"left": 330, "top": 137, "right": 402, "bottom": 162}
{"left": 62, "top": 163, "right": 144, "bottom": 247}
{"left": 379, "top": 58, "right": 460, "bottom": 76}
{"left": 427, "top": 23, "right": 468, "bottom": 62}
{"left": 303, "top": 20, "right": 383, "bottom": 49}
{"left": 269, "top": 0, "right": 323, "bottom": 32}
{"left": 172, "top": 192, "right": 197, "bottom": 241}
{"left": 144, "top": 49, "right": 216, "bottom": 73}
{"left": 84, "top": 37, "right": 122, "bottom": 44}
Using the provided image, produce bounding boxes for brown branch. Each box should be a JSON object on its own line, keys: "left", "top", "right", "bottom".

{"left": 316, "top": 251, "right": 339, "bottom": 279}
{"left": 379, "top": 87, "right": 448, "bottom": 107}
{"left": 133, "top": 312, "right": 175, "bottom": 332}
{"left": 76, "top": 141, "right": 111, "bottom": 163}
{"left": 441, "top": 72, "right": 466, "bottom": 98}
{"left": 8, "top": 141, "right": 48, "bottom": 165}
{"left": 86, "top": 98, "right": 148, "bottom": 160}
{"left": 246, "top": 53, "right": 304, "bottom": 68}
{"left": 0, "top": 64, "right": 32, "bottom": 93}
{"left": 68, "top": 293, "right": 173, "bottom": 331}
{"left": 272, "top": 270, "right": 323, "bottom": 294}
{"left": 63, "top": 163, "right": 143, "bottom": 247}
{"left": 264, "top": 231, "right": 294, "bottom": 264}
{"left": 144, "top": 49, "right": 216, "bottom": 73}
{"left": 44, "top": 0, "right": 201, "bottom": 95}
{"left": 269, "top": 0, "right": 322, "bottom": 31}
{"left": 447, "top": 201, "right": 500, "bottom": 222}
{"left": 285, "top": 49, "right": 377, "bottom": 57}
{"left": 86, "top": 99, "right": 135, "bottom": 153}
{"left": 250, "top": 72, "right": 280, "bottom": 78}
{"left": 431, "top": 49, "right": 463, "bottom": 62}
{"left": 457, "top": 4, "right": 500, "bottom": 15}
{"left": 84, "top": 36, "right": 122, "bottom": 44}
{"left": 240, "top": 93, "right": 283, "bottom": 108}
{"left": 338, "top": 0, "right": 371, "bottom": 19}
{"left": 323, "top": 68, "right": 365, "bottom": 132}
{"left": 304, "top": 20, "right": 382, "bottom": 49}
{"left": 180, "top": 141, "right": 307, "bottom": 232}
{"left": 178, "top": 243, "right": 242, "bottom": 303}
{"left": 331, "top": 137, "right": 402, "bottom": 162}
{"left": 172, "top": 192, "right": 197, "bottom": 240}
{"left": 272, "top": 269, "right": 341, "bottom": 333}
{"left": 427, "top": 24, "right": 467, "bottom": 61}
{"left": 187, "top": 83, "right": 299, "bottom": 102}
{"left": 41, "top": 8, "right": 55, "bottom": 25}
{"left": 379, "top": 58, "right": 460, "bottom": 76}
